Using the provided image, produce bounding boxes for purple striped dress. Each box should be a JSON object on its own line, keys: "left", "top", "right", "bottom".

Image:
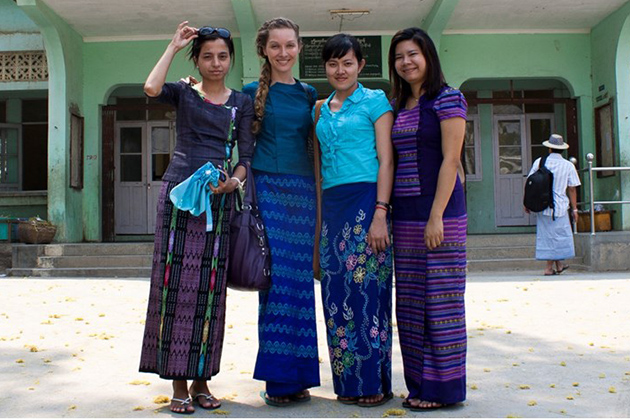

{"left": 391, "top": 86, "right": 468, "bottom": 405}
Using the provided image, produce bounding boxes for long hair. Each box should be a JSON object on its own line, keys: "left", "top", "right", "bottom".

{"left": 252, "top": 17, "right": 301, "bottom": 135}
{"left": 388, "top": 27, "right": 446, "bottom": 112}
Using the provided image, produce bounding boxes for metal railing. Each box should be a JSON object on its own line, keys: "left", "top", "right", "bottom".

{"left": 575, "top": 153, "right": 630, "bottom": 235}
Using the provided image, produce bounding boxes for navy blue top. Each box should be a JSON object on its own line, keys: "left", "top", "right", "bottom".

{"left": 243, "top": 81, "right": 316, "bottom": 176}
{"left": 391, "top": 87, "right": 468, "bottom": 221}
{"left": 155, "top": 81, "right": 255, "bottom": 183}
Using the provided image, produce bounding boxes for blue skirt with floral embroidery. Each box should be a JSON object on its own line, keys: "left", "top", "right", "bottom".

{"left": 319, "top": 182, "right": 393, "bottom": 397}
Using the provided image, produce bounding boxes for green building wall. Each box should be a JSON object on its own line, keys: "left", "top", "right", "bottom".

{"left": 5, "top": 1, "right": 630, "bottom": 241}
{"left": 591, "top": 2, "right": 630, "bottom": 231}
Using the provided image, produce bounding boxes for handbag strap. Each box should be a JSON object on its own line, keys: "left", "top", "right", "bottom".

{"left": 242, "top": 162, "right": 257, "bottom": 208}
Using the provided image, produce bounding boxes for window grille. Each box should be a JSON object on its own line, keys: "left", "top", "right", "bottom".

{"left": 0, "top": 51, "right": 48, "bottom": 82}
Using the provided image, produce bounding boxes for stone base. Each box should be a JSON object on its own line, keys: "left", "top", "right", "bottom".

{"left": 574, "top": 231, "right": 630, "bottom": 271}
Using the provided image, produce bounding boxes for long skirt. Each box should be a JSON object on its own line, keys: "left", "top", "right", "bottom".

{"left": 253, "top": 171, "right": 320, "bottom": 396}
{"left": 393, "top": 214, "right": 467, "bottom": 405}
{"left": 319, "top": 182, "right": 393, "bottom": 397}
{"left": 535, "top": 213, "right": 575, "bottom": 261}
{"left": 139, "top": 181, "right": 232, "bottom": 380}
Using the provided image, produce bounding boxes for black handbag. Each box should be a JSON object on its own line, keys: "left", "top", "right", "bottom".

{"left": 228, "top": 163, "right": 272, "bottom": 291}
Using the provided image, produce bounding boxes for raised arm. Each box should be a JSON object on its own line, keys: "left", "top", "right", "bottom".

{"left": 144, "top": 21, "right": 198, "bottom": 97}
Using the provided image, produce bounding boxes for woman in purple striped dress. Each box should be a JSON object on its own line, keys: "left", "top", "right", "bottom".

{"left": 388, "top": 27, "right": 468, "bottom": 410}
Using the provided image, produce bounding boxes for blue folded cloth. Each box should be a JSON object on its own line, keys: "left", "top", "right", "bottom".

{"left": 169, "top": 162, "right": 222, "bottom": 231}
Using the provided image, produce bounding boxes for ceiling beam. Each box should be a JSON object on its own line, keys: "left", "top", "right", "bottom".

{"left": 230, "top": 0, "right": 259, "bottom": 84}
{"left": 421, "top": 0, "right": 460, "bottom": 49}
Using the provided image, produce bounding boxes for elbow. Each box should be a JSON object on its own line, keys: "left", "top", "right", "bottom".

{"left": 144, "top": 83, "right": 160, "bottom": 98}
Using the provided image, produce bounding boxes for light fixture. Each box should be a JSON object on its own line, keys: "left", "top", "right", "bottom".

{"left": 329, "top": 9, "right": 371, "bottom": 16}
{"left": 329, "top": 8, "right": 370, "bottom": 32}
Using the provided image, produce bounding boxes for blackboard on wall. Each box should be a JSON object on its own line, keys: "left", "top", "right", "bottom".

{"left": 299, "top": 36, "right": 382, "bottom": 79}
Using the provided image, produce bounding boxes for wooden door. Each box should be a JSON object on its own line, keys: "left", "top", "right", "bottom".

{"left": 115, "top": 123, "right": 147, "bottom": 234}
{"left": 494, "top": 115, "right": 528, "bottom": 226}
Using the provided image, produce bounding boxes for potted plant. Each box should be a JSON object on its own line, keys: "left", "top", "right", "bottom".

{"left": 18, "top": 217, "right": 57, "bottom": 244}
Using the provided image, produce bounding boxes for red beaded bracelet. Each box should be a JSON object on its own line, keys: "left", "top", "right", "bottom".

{"left": 375, "top": 204, "right": 388, "bottom": 212}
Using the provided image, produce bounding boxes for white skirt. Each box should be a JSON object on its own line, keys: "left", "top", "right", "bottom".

{"left": 535, "top": 213, "right": 575, "bottom": 261}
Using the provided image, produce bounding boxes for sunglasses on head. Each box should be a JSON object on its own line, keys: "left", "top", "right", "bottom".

{"left": 198, "top": 27, "right": 231, "bottom": 39}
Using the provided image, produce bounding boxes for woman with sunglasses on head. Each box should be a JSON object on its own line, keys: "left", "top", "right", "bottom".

{"left": 388, "top": 27, "right": 468, "bottom": 410}
{"left": 241, "top": 17, "right": 320, "bottom": 407}
{"left": 315, "top": 33, "right": 395, "bottom": 407}
{"left": 139, "top": 21, "right": 254, "bottom": 414}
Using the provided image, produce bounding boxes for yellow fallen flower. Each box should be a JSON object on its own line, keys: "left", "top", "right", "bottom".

{"left": 383, "top": 408, "right": 406, "bottom": 417}
{"left": 550, "top": 384, "right": 556, "bottom": 388}
{"left": 212, "top": 409, "right": 230, "bottom": 415}
{"left": 528, "top": 400, "right": 537, "bottom": 406}
{"left": 572, "top": 382, "right": 579, "bottom": 387}
{"left": 599, "top": 374, "right": 606, "bottom": 379}
{"left": 560, "top": 361, "right": 566, "bottom": 366}
{"left": 132, "top": 406, "right": 144, "bottom": 411}
{"left": 608, "top": 387, "right": 616, "bottom": 394}
{"left": 15, "top": 359, "right": 24, "bottom": 363}
{"left": 153, "top": 395, "right": 169, "bottom": 404}
{"left": 566, "top": 395, "right": 574, "bottom": 400}
{"left": 128, "top": 380, "right": 151, "bottom": 386}
{"left": 519, "top": 385, "right": 531, "bottom": 390}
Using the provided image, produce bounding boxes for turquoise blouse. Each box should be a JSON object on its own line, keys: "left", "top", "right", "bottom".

{"left": 314, "top": 83, "right": 392, "bottom": 190}
{"left": 243, "top": 81, "right": 316, "bottom": 176}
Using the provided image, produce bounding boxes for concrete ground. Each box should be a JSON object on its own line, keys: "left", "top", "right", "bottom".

{"left": 1, "top": 271, "right": 629, "bottom": 418}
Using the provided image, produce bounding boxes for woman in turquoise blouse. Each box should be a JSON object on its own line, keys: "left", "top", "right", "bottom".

{"left": 314, "top": 33, "right": 395, "bottom": 407}
{"left": 242, "top": 17, "right": 320, "bottom": 407}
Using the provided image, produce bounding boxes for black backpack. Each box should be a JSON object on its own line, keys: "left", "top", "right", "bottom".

{"left": 523, "top": 155, "right": 555, "bottom": 217}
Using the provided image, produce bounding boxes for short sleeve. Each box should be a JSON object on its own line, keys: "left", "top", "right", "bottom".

{"left": 241, "top": 81, "right": 258, "bottom": 101}
{"left": 153, "top": 81, "right": 185, "bottom": 106}
{"left": 568, "top": 163, "right": 581, "bottom": 187}
{"left": 434, "top": 88, "right": 467, "bottom": 121}
{"left": 368, "top": 89, "right": 393, "bottom": 123}
{"left": 307, "top": 85, "right": 318, "bottom": 107}
{"left": 235, "top": 94, "right": 255, "bottom": 165}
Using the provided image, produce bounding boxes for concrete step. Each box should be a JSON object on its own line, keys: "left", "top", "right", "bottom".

{"left": 6, "top": 267, "right": 152, "bottom": 278}
{"left": 468, "top": 256, "right": 585, "bottom": 272}
{"left": 37, "top": 255, "right": 152, "bottom": 269}
{"left": 467, "top": 245, "right": 534, "bottom": 260}
{"left": 467, "top": 234, "right": 536, "bottom": 248}
{"left": 43, "top": 242, "right": 154, "bottom": 257}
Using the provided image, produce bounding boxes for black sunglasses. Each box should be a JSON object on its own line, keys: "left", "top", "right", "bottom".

{"left": 198, "top": 27, "right": 231, "bottom": 39}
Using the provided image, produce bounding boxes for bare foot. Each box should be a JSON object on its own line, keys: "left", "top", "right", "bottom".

{"left": 189, "top": 380, "right": 221, "bottom": 409}
{"left": 171, "top": 380, "right": 194, "bottom": 414}
{"left": 418, "top": 400, "right": 444, "bottom": 409}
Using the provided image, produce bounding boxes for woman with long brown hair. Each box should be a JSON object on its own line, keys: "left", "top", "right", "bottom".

{"left": 388, "top": 27, "right": 468, "bottom": 410}
{"left": 242, "top": 17, "right": 320, "bottom": 407}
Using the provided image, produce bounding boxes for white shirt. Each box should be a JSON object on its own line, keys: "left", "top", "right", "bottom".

{"left": 528, "top": 153, "right": 581, "bottom": 218}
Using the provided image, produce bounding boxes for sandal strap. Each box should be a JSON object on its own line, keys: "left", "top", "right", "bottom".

{"left": 192, "top": 393, "right": 215, "bottom": 400}
{"left": 171, "top": 397, "right": 192, "bottom": 405}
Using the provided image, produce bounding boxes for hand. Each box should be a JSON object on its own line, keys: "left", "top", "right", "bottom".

{"left": 367, "top": 212, "right": 390, "bottom": 254}
{"left": 180, "top": 75, "right": 200, "bottom": 85}
{"left": 572, "top": 210, "right": 579, "bottom": 225}
{"left": 208, "top": 170, "right": 238, "bottom": 195}
{"left": 424, "top": 215, "right": 443, "bottom": 251}
{"left": 169, "top": 21, "right": 198, "bottom": 52}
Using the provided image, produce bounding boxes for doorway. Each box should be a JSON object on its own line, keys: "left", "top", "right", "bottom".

{"left": 114, "top": 121, "right": 174, "bottom": 234}
{"left": 493, "top": 114, "right": 554, "bottom": 226}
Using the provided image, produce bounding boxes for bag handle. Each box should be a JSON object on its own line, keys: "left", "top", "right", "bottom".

{"left": 312, "top": 100, "right": 325, "bottom": 280}
{"left": 242, "top": 163, "right": 257, "bottom": 208}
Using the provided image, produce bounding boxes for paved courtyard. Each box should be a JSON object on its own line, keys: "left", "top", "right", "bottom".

{"left": 1, "top": 271, "right": 629, "bottom": 418}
